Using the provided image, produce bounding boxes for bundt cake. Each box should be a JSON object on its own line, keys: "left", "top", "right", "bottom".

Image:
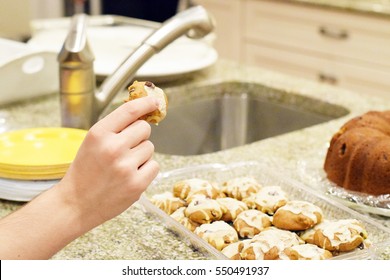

{"left": 324, "top": 110, "right": 390, "bottom": 196}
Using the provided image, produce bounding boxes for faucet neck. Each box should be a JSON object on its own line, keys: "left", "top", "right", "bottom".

{"left": 58, "top": 6, "right": 214, "bottom": 129}
{"left": 94, "top": 44, "right": 157, "bottom": 117}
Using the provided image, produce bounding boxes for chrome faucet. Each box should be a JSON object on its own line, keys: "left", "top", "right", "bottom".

{"left": 58, "top": 6, "right": 214, "bottom": 129}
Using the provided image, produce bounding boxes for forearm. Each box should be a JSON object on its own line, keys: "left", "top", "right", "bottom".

{"left": 0, "top": 184, "right": 85, "bottom": 260}
{"left": 0, "top": 97, "right": 160, "bottom": 260}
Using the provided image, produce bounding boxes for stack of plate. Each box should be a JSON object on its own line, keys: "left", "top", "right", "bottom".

{"left": 0, "top": 178, "right": 60, "bottom": 202}
{"left": 0, "top": 127, "right": 87, "bottom": 201}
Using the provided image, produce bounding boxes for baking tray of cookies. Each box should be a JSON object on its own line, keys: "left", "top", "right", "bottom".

{"left": 138, "top": 161, "right": 390, "bottom": 260}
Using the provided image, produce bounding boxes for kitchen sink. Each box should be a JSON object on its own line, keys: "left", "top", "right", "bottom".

{"left": 148, "top": 82, "right": 350, "bottom": 156}
{"left": 127, "top": 82, "right": 349, "bottom": 155}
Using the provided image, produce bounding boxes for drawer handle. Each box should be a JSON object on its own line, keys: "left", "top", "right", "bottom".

{"left": 319, "top": 26, "right": 349, "bottom": 40}
{"left": 318, "top": 73, "right": 338, "bottom": 85}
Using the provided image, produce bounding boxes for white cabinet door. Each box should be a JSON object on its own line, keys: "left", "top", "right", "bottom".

{"left": 193, "top": 0, "right": 242, "bottom": 61}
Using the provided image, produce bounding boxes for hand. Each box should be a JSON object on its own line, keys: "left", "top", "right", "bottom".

{"left": 0, "top": 96, "right": 160, "bottom": 259}
{"left": 56, "top": 96, "right": 160, "bottom": 229}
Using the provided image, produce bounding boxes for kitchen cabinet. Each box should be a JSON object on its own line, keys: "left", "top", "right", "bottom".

{"left": 194, "top": 0, "right": 390, "bottom": 99}
{"left": 193, "top": 0, "right": 242, "bottom": 61}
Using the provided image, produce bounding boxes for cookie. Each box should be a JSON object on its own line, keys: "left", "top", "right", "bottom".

{"left": 170, "top": 207, "right": 199, "bottom": 232}
{"left": 184, "top": 196, "right": 226, "bottom": 224}
{"left": 221, "top": 239, "right": 252, "bottom": 260}
{"left": 216, "top": 197, "right": 248, "bottom": 222}
{"left": 194, "top": 221, "right": 239, "bottom": 251}
{"left": 241, "top": 227, "right": 304, "bottom": 260}
{"left": 150, "top": 192, "right": 186, "bottom": 215}
{"left": 272, "top": 200, "right": 323, "bottom": 231}
{"left": 233, "top": 209, "right": 271, "bottom": 238}
{"left": 244, "top": 185, "right": 288, "bottom": 214}
{"left": 125, "top": 80, "right": 168, "bottom": 124}
{"left": 221, "top": 177, "right": 262, "bottom": 200}
{"left": 173, "top": 178, "right": 220, "bottom": 202}
{"left": 252, "top": 226, "right": 305, "bottom": 244}
{"left": 299, "top": 225, "right": 317, "bottom": 244}
{"left": 309, "top": 219, "right": 369, "bottom": 252}
{"left": 280, "top": 244, "right": 333, "bottom": 260}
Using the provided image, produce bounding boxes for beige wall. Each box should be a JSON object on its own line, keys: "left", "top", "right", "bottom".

{"left": 0, "top": 0, "right": 31, "bottom": 40}
{"left": 0, "top": 0, "right": 64, "bottom": 40}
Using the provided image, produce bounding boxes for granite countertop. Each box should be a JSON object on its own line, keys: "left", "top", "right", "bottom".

{"left": 0, "top": 59, "right": 389, "bottom": 259}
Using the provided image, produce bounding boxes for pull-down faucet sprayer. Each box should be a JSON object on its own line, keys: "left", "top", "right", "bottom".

{"left": 58, "top": 6, "right": 214, "bottom": 129}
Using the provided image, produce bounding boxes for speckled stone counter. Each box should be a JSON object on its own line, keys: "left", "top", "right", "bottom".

{"left": 0, "top": 60, "right": 389, "bottom": 259}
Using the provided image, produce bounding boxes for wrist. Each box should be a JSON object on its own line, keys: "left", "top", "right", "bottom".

{"left": 28, "top": 183, "right": 87, "bottom": 257}
{"left": 0, "top": 182, "right": 87, "bottom": 259}
{"left": 47, "top": 181, "right": 92, "bottom": 239}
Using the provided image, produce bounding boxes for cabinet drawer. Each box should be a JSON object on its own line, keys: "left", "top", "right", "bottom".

{"left": 243, "top": 0, "right": 390, "bottom": 70}
{"left": 244, "top": 41, "right": 390, "bottom": 99}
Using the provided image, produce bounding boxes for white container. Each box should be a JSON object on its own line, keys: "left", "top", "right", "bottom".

{"left": 139, "top": 161, "right": 390, "bottom": 260}
{"left": 0, "top": 38, "right": 58, "bottom": 105}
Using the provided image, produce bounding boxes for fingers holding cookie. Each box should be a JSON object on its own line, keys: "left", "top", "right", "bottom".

{"left": 125, "top": 80, "right": 168, "bottom": 125}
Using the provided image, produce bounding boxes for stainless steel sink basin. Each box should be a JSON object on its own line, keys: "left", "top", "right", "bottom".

{"left": 148, "top": 82, "right": 349, "bottom": 155}
{"left": 139, "top": 82, "right": 349, "bottom": 155}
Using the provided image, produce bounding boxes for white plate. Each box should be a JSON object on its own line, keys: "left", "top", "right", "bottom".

{"left": 0, "top": 177, "right": 59, "bottom": 202}
{"left": 296, "top": 159, "right": 390, "bottom": 218}
{"left": 326, "top": 193, "right": 390, "bottom": 217}
{"left": 28, "top": 25, "right": 218, "bottom": 82}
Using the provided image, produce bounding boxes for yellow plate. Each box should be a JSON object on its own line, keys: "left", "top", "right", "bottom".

{"left": 0, "top": 127, "right": 87, "bottom": 168}
{"left": 0, "top": 164, "right": 69, "bottom": 172}
{"left": 0, "top": 170, "right": 67, "bottom": 180}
